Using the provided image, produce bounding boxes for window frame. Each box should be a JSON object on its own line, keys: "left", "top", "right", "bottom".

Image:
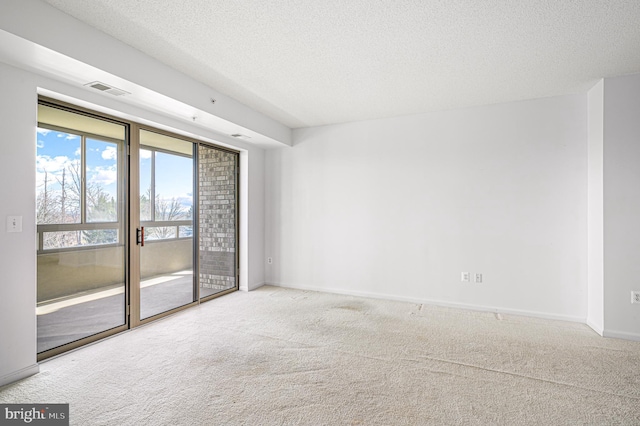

{"left": 139, "top": 143, "right": 194, "bottom": 244}
{"left": 36, "top": 111, "right": 126, "bottom": 254}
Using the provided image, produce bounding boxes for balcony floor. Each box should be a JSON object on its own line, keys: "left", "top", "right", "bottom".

{"left": 36, "top": 271, "right": 227, "bottom": 354}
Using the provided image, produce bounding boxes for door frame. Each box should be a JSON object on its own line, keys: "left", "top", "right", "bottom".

{"left": 36, "top": 97, "right": 240, "bottom": 360}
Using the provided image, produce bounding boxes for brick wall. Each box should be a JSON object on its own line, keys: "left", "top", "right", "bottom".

{"left": 198, "top": 146, "right": 237, "bottom": 297}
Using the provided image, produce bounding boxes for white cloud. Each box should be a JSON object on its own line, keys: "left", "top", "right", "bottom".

{"left": 89, "top": 166, "right": 117, "bottom": 186}
{"left": 101, "top": 145, "right": 118, "bottom": 160}
{"left": 74, "top": 147, "right": 81, "bottom": 156}
{"left": 37, "top": 140, "right": 45, "bottom": 149}
{"left": 37, "top": 128, "right": 51, "bottom": 136}
{"left": 140, "top": 149, "right": 152, "bottom": 159}
{"left": 53, "top": 131, "right": 78, "bottom": 140}
{"left": 36, "top": 155, "right": 72, "bottom": 174}
{"left": 35, "top": 156, "right": 78, "bottom": 189}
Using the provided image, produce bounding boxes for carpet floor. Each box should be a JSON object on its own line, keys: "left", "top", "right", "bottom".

{"left": 1, "top": 285, "right": 640, "bottom": 425}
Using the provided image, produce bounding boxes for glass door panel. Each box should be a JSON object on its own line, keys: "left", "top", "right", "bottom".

{"left": 36, "top": 100, "right": 240, "bottom": 358}
{"left": 36, "top": 103, "right": 127, "bottom": 354}
{"left": 198, "top": 145, "right": 238, "bottom": 298}
{"left": 139, "top": 130, "right": 195, "bottom": 319}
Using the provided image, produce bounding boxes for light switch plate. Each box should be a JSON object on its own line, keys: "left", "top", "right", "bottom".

{"left": 7, "top": 216, "right": 22, "bottom": 233}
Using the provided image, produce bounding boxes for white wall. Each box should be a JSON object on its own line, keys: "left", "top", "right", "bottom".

{"left": 602, "top": 73, "right": 640, "bottom": 340}
{"left": 0, "top": 63, "right": 39, "bottom": 385}
{"left": 266, "top": 95, "right": 588, "bottom": 321}
{"left": 240, "top": 146, "right": 265, "bottom": 291}
{"left": 587, "top": 80, "right": 604, "bottom": 334}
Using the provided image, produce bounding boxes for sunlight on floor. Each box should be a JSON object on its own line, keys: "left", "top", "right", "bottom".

{"left": 36, "top": 271, "right": 193, "bottom": 315}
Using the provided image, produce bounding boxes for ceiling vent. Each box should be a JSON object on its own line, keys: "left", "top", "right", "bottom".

{"left": 84, "top": 81, "right": 129, "bottom": 97}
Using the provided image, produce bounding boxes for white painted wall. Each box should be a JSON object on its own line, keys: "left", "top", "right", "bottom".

{"left": 266, "top": 95, "right": 588, "bottom": 321}
{"left": 240, "top": 146, "right": 265, "bottom": 291}
{"left": 248, "top": 148, "right": 266, "bottom": 290}
{"left": 0, "top": 63, "right": 39, "bottom": 385}
{"left": 587, "top": 80, "right": 604, "bottom": 334}
{"left": 602, "top": 73, "right": 640, "bottom": 340}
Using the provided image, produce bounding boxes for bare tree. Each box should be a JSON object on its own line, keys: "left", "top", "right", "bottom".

{"left": 150, "top": 196, "right": 187, "bottom": 240}
{"left": 37, "top": 161, "right": 117, "bottom": 249}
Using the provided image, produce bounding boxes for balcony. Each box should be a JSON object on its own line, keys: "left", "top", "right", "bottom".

{"left": 36, "top": 235, "right": 234, "bottom": 353}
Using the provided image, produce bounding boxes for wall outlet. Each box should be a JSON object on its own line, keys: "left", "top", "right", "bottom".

{"left": 632, "top": 291, "right": 640, "bottom": 304}
{"left": 267, "top": 257, "right": 273, "bottom": 265}
{"left": 474, "top": 273, "right": 483, "bottom": 283}
{"left": 461, "top": 272, "right": 470, "bottom": 282}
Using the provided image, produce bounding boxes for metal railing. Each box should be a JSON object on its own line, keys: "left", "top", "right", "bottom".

{"left": 37, "top": 220, "right": 192, "bottom": 254}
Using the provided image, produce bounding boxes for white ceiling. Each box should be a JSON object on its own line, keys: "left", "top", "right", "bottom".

{"left": 42, "top": 0, "right": 640, "bottom": 129}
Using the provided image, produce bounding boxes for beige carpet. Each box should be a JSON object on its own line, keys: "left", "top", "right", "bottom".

{"left": 1, "top": 285, "right": 640, "bottom": 425}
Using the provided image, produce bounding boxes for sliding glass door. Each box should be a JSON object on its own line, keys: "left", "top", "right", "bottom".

{"left": 138, "top": 130, "right": 195, "bottom": 319}
{"left": 36, "top": 102, "right": 128, "bottom": 354}
{"left": 36, "top": 99, "right": 239, "bottom": 359}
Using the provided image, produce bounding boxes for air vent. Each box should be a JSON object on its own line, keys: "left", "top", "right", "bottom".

{"left": 84, "top": 81, "right": 129, "bottom": 97}
{"left": 231, "top": 133, "right": 251, "bottom": 140}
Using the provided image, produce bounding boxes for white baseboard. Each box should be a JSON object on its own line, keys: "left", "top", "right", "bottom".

{"left": 249, "top": 281, "right": 266, "bottom": 291}
{"left": 240, "top": 281, "right": 265, "bottom": 292}
{"left": 586, "top": 319, "right": 604, "bottom": 336}
{"left": 0, "top": 364, "right": 39, "bottom": 387}
{"left": 603, "top": 329, "right": 640, "bottom": 342}
{"left": 266, "top": 282, "right": 585, "bottom": 324}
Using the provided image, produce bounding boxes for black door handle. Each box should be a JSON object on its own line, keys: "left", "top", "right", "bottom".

{"left": 136, "top": 227, "right": 145, "bottom": 247}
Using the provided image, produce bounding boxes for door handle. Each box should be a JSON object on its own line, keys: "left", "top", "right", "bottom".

{"left": 136, "top": 227, "right": 145, "bottom": 247}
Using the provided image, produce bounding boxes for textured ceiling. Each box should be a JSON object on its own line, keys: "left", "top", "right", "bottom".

{"left": 42, "top": 0, "right": 640, "bottom": 129}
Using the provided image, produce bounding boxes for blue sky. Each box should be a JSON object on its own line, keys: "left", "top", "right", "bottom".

{"left": 140, "top": 149, "right": 193, "bottom": 210}
{"left": 37, "top": 128, "right": 118, "bottom": 200}
{"left": 37, "top": 129, "right": 193, "bottom": 210}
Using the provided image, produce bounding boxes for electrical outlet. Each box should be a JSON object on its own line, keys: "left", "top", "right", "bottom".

{"left": 632, "top": 291, "right": 640, "bottom": 304}
{"left": 267, "top": 257, "right": 273, "bottom": 265}
{"left": 461, "top": 272, "right": 470, "bottom": 282}
{"left": 474, "top": 273, "right": 483, "bottom": 283}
